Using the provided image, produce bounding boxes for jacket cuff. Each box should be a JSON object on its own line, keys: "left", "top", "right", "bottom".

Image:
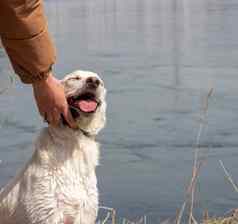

{"left": 13, "top": 63, "right": 53, "bottom": 84}
{"left": 1, "top": 27, "right": 56, "bottom": 84}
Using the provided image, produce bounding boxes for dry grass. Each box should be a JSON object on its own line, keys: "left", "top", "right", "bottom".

{"left": 175, "top": 88, "right": 214, "bottom": 224}
{"left": 97, "top": 208, "right": 238, "bottom": 224}
{"left": 203, "top": 210, "right": 238, "bottom": 224}
{"left": 98, "top": 206, "right": 147, "bottom": 224}
{"left": 203, "top": 217, "right": 238, "bottom": 224}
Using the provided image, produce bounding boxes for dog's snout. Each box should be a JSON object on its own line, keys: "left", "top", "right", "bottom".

{"left": 86, "top": 77, "right": 100, "bottom": 89}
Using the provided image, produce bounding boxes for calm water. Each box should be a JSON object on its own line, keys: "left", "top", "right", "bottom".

{"left": 1, "top": 0, "right": 238, "bottom": 222}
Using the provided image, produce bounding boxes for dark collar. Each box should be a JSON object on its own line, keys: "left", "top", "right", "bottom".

{"left": 79, "top": 128, "right": 95, "bottom": 139}
{"left": 60, "top": 114, "right": 95, "bottom": 138}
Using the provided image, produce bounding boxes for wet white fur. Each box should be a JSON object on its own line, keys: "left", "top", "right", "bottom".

{"left": 0, "top": 70, "right": 106, "bottom": 224}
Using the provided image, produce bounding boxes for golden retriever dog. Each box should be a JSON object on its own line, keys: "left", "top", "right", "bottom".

{"left": 0, "top": 70, "right": 106, "bottom": 224}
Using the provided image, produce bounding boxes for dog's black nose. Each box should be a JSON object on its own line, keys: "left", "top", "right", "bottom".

{"left": 86, "top": 77, "right": 100, "bottom": 89}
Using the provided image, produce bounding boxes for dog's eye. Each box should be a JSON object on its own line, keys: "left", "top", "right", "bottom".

{"left": 68, "top": 77, "right": 81, "bottom": 81}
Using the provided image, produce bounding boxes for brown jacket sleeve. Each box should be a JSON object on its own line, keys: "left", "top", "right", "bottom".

{"left": 0, "top": 0, "right": 56, "bottom": 84}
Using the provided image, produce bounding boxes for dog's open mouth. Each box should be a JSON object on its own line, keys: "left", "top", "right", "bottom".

{"left": 67, "top": 92, "right": 100, "bottom": 118}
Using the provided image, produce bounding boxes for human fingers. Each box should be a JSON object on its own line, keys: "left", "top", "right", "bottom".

{"left": 62, "top": 106, "right": 77, "bottom": 129}
{"left": 44, "top": 112, "right": 51, "bottom": 124}
{"left": 50, "top": 108, "right": 61, "bottom": 126}
{"left": 44, "top": 111, "right": 56, "bottom": 126}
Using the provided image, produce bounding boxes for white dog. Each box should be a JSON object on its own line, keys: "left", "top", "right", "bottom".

{"left": 0, "top": 70, "right": 106, "bottom": 224}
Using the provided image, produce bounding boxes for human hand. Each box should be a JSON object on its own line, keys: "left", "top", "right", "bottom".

{"left": 32, "top": 72, "right": 77, "bottom": 128}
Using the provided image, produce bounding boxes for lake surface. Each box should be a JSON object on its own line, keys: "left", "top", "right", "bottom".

{"left": 1, "top": 0, "right": 238, "bottom": 222}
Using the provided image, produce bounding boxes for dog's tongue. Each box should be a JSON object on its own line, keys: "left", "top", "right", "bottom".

{"left": 75, "top": 100, "right": 98, "bottom": 113}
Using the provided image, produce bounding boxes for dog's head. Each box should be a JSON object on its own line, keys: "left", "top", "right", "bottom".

{"left": 61, "top": 70, "right": 106, "bottom": 135}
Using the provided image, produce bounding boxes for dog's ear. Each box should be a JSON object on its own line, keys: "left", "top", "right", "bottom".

{"left": 60, "top": 73, "right": 78, "bottom": 95}
{"left": 60, "top": 71, "right": 77, "bottom": 85}
{"left": 60, "top": 76, "right": 68, "bottom": 86}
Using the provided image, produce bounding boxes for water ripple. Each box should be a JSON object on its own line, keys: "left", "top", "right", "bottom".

{"left": 0, "top": 118, "right": 38, "bottom": 134}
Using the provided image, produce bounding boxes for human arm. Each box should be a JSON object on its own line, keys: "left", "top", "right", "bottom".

{"left": 0, "top": 0, "right": 55, "bottom": 83}
{"left": 0, "top": 0, "right": 76, "bottom": 128}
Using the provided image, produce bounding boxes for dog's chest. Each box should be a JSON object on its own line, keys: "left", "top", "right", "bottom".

{"left": 52, "top": 165, "right": 98, "bottom": 222}
{"left": 52, "top": 154, "right": 98, "bottom": 204}
{"left": 52, "top": 150, "right": 99, "bottom": 208}
{"left": 28, "top": 137, "right": 100, "bottom": 222}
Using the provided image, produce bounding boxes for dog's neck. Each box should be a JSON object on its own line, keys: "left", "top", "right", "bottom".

{"left": 47, "top": 125, "right": 96, "bottom": 144}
